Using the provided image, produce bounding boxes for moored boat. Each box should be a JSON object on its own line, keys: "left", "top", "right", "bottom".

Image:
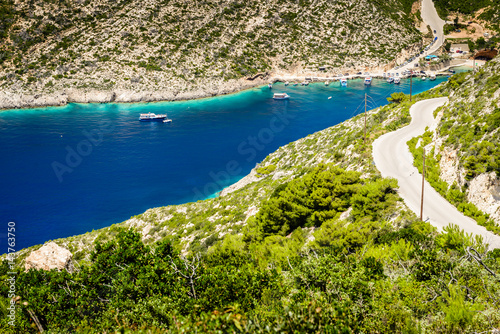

{"left": 394, "top": 77, "right": 401, "bottom": 84}
{"left": 429, "top": 73, "right": 436, "bottom": 81}
{"left": 340, "top": 78, "right": 347, "bottom": 87}
{"left": 273, "top": 93, "right": 290, "bottom": 100}
{"left": 387, "top": 77, "right": 394, "bottom": 83}
{"left": 268, "top": 83, "right": 273, "bottom": 89}
{"left": 364, "top": 77, "right": 372, "bottom": 85}
{"left": 421, "top": 76, "right": 427, "bottom": 81}
{"left": 284, "top": 81, "right": 289, "bottom": 86}
{"left": 325, "top": 81, "right": 330, "bottom": 86}
{"left": 139, "top": 113, "right": 167, "bottom": 122}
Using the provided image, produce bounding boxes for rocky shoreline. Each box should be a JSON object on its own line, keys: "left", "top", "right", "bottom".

{"left": 0, "top": 57, "right": 477, "bottom": 111}
{"left": 0, "top": 76, "right": 268, "bottom": 110}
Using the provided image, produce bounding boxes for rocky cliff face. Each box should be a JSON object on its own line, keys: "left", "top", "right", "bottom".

{"left": 0, "top": 0, "right": 422, "bottom": 109}
{"left": 439, "top": 146, "right": 466, "bottom": 187}
{"left": 467, "top": 172, "right": 500, "bottom": 223}
{"left": 25, "top": 242, "right": 74, "bottom": 273}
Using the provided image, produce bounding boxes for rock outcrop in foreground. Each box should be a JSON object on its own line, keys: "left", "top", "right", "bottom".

{"left": 25, "top": 242, "right": 74, "bottom": 273}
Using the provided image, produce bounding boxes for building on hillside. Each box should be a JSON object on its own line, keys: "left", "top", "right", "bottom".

{"left": 450, "top": 44, "right": 470, "bottom": 53}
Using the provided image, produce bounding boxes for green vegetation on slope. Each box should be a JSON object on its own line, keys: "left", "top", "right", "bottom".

{"left": 433, "top": 0, "right": 500, "bottom": 32}
{"left": 433, "top": 0, "right": 493, "bottom": 16}
{"left": 407, "top": 132, "right": 500, "bottom": 234}
{"left": 2, "top": 165, "right": 500, "bottom": 333}
{"left": 0, "top": 0, "right": 421, "bottom": 96}
{"left": 403, "top": 58, "right": 500, "bottom": 233}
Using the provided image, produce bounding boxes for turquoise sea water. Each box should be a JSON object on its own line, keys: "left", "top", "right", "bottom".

{"left": 0, "top": 77, "right": 449, "bottom": 249}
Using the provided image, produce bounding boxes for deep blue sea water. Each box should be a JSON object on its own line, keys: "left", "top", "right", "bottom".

{"left": 0, "top": 77, "right": 450, "bottom": 250}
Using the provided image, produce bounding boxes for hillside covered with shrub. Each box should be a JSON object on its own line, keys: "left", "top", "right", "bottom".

{"left": 4, "top": 59, "right": 500, "bottom": 331}
{"left": 407, "top": 57, "right": 500, "bottom": 232}
{"left": 2, "top": 164, "right": 500, "bottom": 333}
{"left": 0, "top": 0, "right": 422, "bottom": 107}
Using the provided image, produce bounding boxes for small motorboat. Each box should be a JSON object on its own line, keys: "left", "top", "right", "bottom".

{"left": 364, "top": 77, "right": 372, "bottom": 85}
{"left": 340, "top": 78, "right": 347, "bottom": 87}
{"left": 163, "top": 119, "right": 172, "bottom": 123}
{"left": 328, "top": 96, "right": 332, "bottom": 100}
{"left": 422, "top": 76, "right": 427, "bottom": 81}
{"left": 325, "top": 81, "right": 330, "bottom": 86}
{"left": 293, "top": 82, "right": 298, "bottom": 86}
{"left": 394, "top": 77, "right": 401, "bottom": 84}
{"left": 284, "top": 81, "right": 289, "bottom": 86}
{"left": 268, "top": 83, "right": 273, "bottom": 89}
{"left": 387, "top": 77, "right": 394, "bottom": 83}
{"left": 139, "top": 113, "right": 167, "bottom": 122}
{"left": 273, "top": 93, "right": 290, "bottom": 100}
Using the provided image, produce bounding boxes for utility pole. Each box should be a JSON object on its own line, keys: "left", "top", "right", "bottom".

{"left": 364, "top": 93, "right": 367, "bottom": 145}
{"left": 420, "top": 148, "right": 425, "bottom": 221}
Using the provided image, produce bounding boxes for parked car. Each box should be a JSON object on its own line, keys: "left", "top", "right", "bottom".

{"left": 357, "top": 72, "right": 362, "bottom": 75}
{"left": 433, "top": 29, "right": 436, "bottom": 33}
{"left": 414, "top": 63, "right": 419, "bottom": 67}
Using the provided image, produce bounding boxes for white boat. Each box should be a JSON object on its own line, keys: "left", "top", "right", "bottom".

{"left": 387, "top": 77, "right": 394, "bottom": 83}
{"left": 429, "top": 73, "right": 436, "bottom": 81}
{"left": 268, "top": 83, "right": 273, "bottom": 89}
{"left": 394, "top": 77, "right": 401, "bottom": 84}
{"left": 273, "top": 93, "right": 290, "bottom": 100}
{"left": 328, "top": 96, "right": 332, "bottom": 100}
{"left": 301, "top": 81, "right": 309, "bottom": 86}
{"left": 364, "top": 77, "right": 372, "bottom": 85}
{"left": 139, "top": 113, "right": 167, "bottom": 121}
{"left": 284, "top": 81, "right": 289, "bottom": 86}
{"left": 340, "top": 78, "right": 347, "bottom": 87}
{"left": 325, "top": 81, "right": 330, "bottom": 86}
{"left": 422, "top": 76, "right": 427, "bottom": 81}
{"left": 163, "top": 118, "right": 172, "bottom": 123}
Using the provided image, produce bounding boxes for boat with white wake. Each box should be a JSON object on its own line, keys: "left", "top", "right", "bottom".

{"left": 273, "top": 93, "right": 290, "bottom": 100}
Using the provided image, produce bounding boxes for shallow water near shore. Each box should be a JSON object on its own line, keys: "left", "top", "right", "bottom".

{"left": 0, "top": 77, "right": 449, "bottom": 249}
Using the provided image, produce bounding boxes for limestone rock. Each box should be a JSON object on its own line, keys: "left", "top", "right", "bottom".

{"left": 467, "top": 172, "right": 500, "bottom": 224}
{"left": 25, "top": 242, "right": 74, "bottom": 273}
{"left": 439, "top": 146, "right": 465, "bottom": 187}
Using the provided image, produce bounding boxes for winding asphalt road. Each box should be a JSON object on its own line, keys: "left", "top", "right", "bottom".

{"left": 373, "top": 98, "right": 500, "bottom": 249}
{"left": 392, "top": 0, "right": 447, "bottom": 74}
